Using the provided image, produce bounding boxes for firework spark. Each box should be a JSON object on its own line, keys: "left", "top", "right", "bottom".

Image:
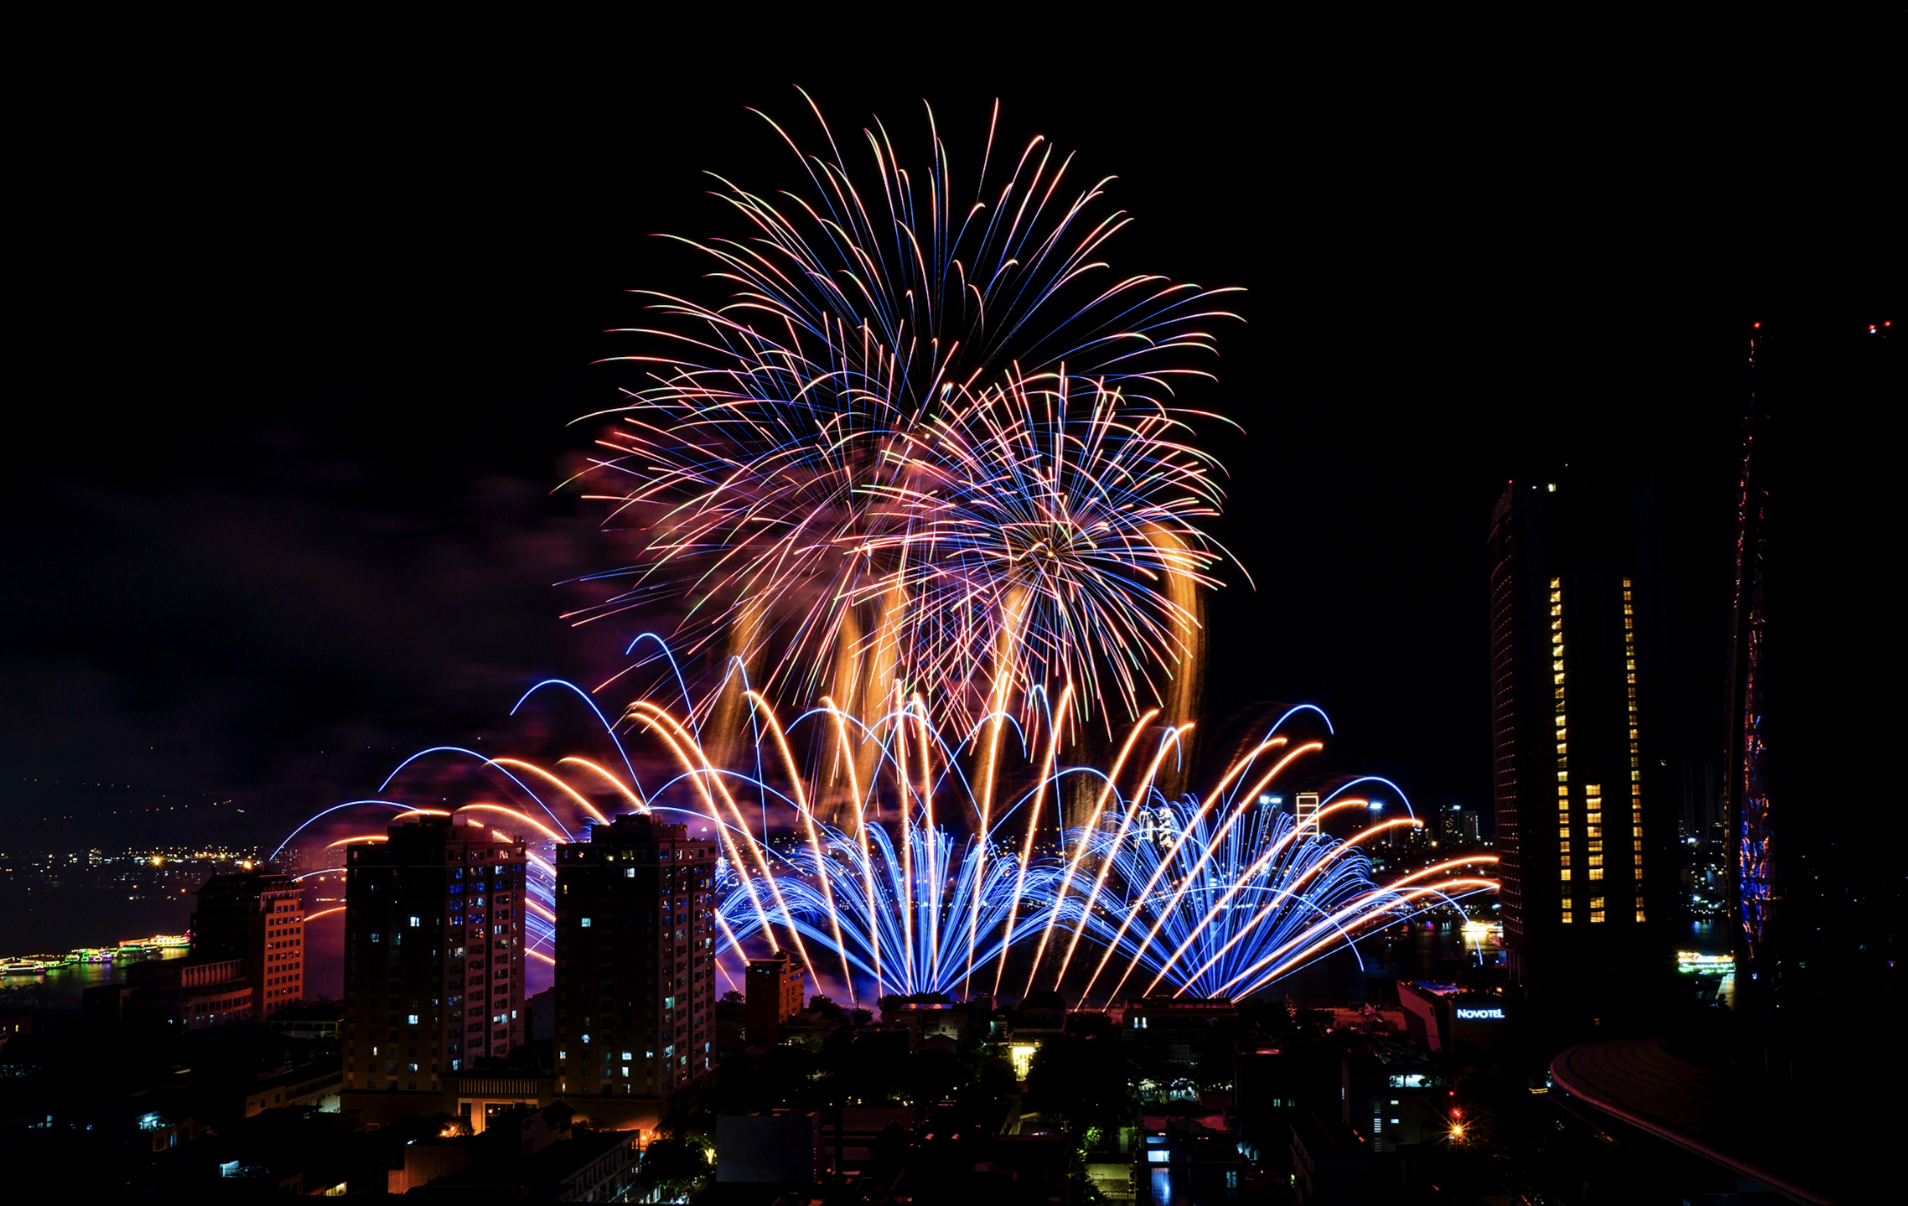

{"left": 569, "top": 94, "right": 1240, "bottom": 731}
{"left": 277, "top": 678, "right": 1496, "bottom": 1007}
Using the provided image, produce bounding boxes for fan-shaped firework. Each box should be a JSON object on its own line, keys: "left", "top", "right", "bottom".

{"left": 571, "top": 94, "right": 1240, "bottom": 730}
{"left": 719, "top": 824, "right": 1062, "bottom": 1000}
{"left": 1045, "top": 796, "right": 1497, "bottom": 1002}
{"left": 276, "top": 675, "right": 1496, "bottom": 1007}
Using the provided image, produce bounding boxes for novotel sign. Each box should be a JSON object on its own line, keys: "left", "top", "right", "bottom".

{"left": 1455, "top": 1007, "right": 1505, "bottom": 1020}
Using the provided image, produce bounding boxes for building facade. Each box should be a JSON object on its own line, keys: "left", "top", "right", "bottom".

{"left": 192, "top": 870, "right": 304, "bottom": 1015}
{"left": 745, "top": 952, "right": 805, "bottom": 1045}
{"left": 343, "top": 817, "right": 528, "bottom": 1099}
{"left": 1489, "top": 474, "right": 1672, "bottom": 1003}
{"left": 553, "top": 814, "right": 717, "bottom": 1123}
{"left": 83, "top": 957, "right": 255, "bottom": 1028}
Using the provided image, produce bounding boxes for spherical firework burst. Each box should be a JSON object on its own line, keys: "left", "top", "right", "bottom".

{"left": 862, "top": 371, "right": 1233, "bottom": 729}
{"left": 570, "top": 93, "right": 1240, "bottom": 731}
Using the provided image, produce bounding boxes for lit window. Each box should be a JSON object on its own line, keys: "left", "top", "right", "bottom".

{"left": 581, "top": 918, "right": 591, "bottom": 927}
{"left": 408, "top": 1014, "right": 419, "bottom": 1024}
{"left": 1590, "top": 912, "right": 1605, "bottom": 923}
{"left": 409, "top": 916, "right": 420, "bottom": 927}
{"left": 1559, "top": 869, "right": 1572, "bottom": 881}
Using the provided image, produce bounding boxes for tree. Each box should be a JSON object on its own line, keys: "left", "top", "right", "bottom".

{"left": 637, "top": 1136, "right": 710, "bottom": 1196}
{"left": 808, "top": 994, "right": 844, "bottom": 1021}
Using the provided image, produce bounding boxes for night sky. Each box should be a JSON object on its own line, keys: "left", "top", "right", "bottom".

{"left": 6, "top": 72, "right": 1896, "bottom": 866}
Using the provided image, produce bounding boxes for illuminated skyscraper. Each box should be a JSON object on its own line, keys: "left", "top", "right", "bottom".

{"left": 342, "top": 817, "right": 528, "bottom": 1100}
{"left": 1725, "top": 325, "right": 1776, "bottom": 1003}
{"left": 1489, "top": 473, "right": 1671, "bottom": 1002}
{"left": 553, "top": 813, "right": 718, "bottom": 1129}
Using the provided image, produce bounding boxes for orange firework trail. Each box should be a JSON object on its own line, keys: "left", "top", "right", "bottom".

{"left": 278, "top": 680, "right": 1493, "bottom": 1008}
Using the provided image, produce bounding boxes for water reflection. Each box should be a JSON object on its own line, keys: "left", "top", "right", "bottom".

{"left": 1684, "top": 920, "right": 1737, "bottom": 1010}
{"left": 0, "top": 947, "right": 191, "bottom": 1017}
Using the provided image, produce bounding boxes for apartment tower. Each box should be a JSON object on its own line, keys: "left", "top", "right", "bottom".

{"left": 554, "top": 813, "right": 717, "bottom": 1128}
{"left": 342, "top": 816, "right": 528, "bottom": 1100}
{"left": 1489, "top": 473, "right": 1672, "bottom": 1004}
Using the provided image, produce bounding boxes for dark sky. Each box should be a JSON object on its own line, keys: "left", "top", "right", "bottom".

{"left": 5, "top": 64, "right": 1897, "bottom": 857}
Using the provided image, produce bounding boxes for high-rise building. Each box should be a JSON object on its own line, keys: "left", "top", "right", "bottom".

{"left": 1438, "top": 803, "right": 1481, "bottom": 847}
{"left": 1294, "top": 793, "right": 1320, "bottom": 828}
{"left": 342, "top": 817, "right": 528, "bottom": 1099}
{"left": 1489, "top": 473, "right": 1672, "bottom": 1003}
{"left": 1723, "top": 325, "right": 1777, "bottom": 1005}
{"left": 554, "top": 814, "right": 717, "bottom": 1126}
{"left": 191, "top": 869, "right": 304, "bottom": 1016}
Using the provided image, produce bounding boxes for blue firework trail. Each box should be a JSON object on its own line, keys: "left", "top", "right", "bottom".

{"left": 1046, "top": 798, "right": 1497, "bottom": 1003}
{"left": 279, "top": 671, "right": 1497, "bottom": 1008}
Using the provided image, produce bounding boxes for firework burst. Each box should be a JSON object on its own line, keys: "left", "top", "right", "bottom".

{"left": 570, "top": 93, "right": 1240, "bottom": 730}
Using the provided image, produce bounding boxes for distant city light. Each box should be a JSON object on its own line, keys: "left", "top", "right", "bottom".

{"left": 1675, "top": 951, "right": 1734, "bottom": 973}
